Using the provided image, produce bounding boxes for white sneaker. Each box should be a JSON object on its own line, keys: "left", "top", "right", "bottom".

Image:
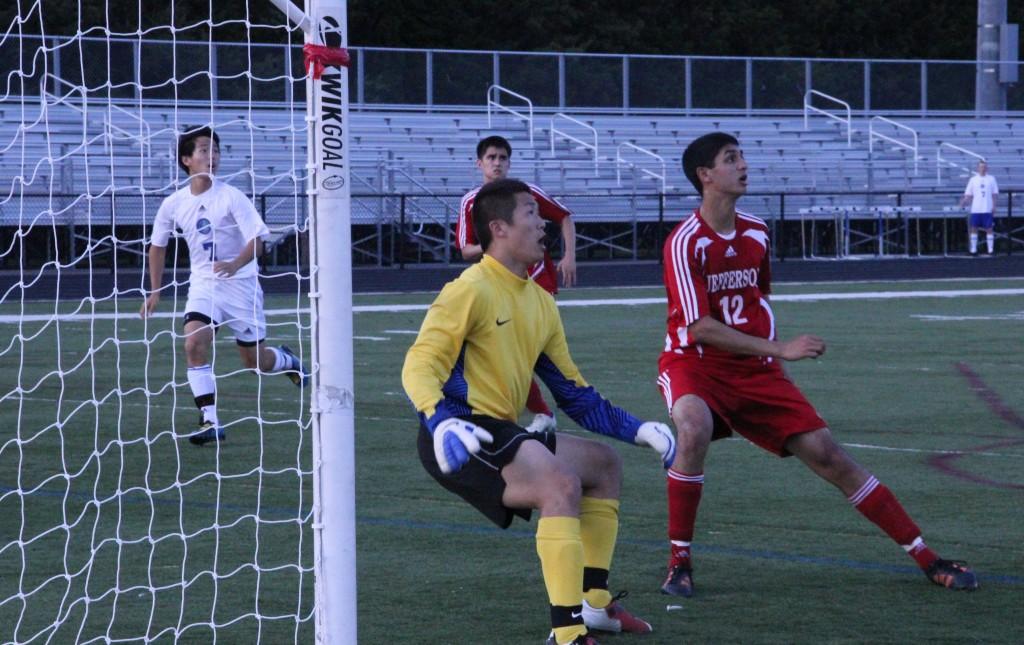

{"left": 525, "top": 413, "right": 557, "bottom": 434}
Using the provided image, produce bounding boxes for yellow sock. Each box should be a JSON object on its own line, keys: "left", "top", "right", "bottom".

{"left": 580, "top": 497, "right": 619, "bottom": 609}
{"left": 536, "top": 516, "right": 586, "bottom": 644}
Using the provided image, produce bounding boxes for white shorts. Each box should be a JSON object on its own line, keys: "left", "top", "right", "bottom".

{"left": 184, "top": 277, "right": 266, "bottom": 345}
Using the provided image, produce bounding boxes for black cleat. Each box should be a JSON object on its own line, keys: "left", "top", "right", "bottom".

{"left": 279, "top": 345, "right": 310, "bottom": 388}
{"left": 926, "top": 559, "right": 978, "bottom": 591}
{"left": 660, "top": 562, "right": 694, "bottom": 597}
{"left": 189, "top": 420, "right": 225, "bottom": 446}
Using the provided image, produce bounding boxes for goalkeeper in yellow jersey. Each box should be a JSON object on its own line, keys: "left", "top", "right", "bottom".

{"left": 402, "top": 179, "right": 676, "bottom": 645}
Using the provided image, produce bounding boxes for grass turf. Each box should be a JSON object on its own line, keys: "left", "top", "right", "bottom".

{"left": 1, "top": 278, "right": 1022, "bottom": 643}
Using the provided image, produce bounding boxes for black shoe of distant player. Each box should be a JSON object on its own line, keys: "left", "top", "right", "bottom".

{"left": 970, "top": 251, "right": 979, "bottom": 257}
{"left": 660, "top": 562, "right": 694, "bottom": 597}
{"left": 926, "top": 559, "right": 979, "bottom": 591}
{"left": 280, "top": 345, "right": 310, "bottom": 388}
{"left": 545, "top": 633, "right": 600, "bottom": 645}
{"left": 189, "top": 419, "right": 225, "bottom": 446}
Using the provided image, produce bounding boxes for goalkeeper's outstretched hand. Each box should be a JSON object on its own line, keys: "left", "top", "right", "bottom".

{"left": 432, "top": 418, "right": 494, "bottom": 474}
{"left": 635, "top": 421, "right": 677, "bottom": 469}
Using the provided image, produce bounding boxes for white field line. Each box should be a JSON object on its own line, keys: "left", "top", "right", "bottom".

{"left": 2, "top": 287, "right": 1023, "bottom": 323}
{"left": 10, "top": 392, "right": 1023, "bottom": 458}
{"left": 841, "top": 441, "right": 1022, "bottom": 458}
{"left": 912, "top": 312, "right": 1024, "bottom": 321}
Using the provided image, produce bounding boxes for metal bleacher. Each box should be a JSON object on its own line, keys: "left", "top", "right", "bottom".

{"left": 3, "top": 89, "right": 1022, "bottom": 262}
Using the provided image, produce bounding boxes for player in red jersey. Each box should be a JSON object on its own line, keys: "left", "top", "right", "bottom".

{"left": 457, "top": 135, "right": 577, "bottom": 433}
{"left": 656, "top": 132, "right": 978, "bottom": 597}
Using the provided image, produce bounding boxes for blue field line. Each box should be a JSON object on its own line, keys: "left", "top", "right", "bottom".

{"left": 359, "top": 516, "right": 1024, "bottom": 586}
{"left": 6, "top": 483, "right": 1019, "bottom": 586}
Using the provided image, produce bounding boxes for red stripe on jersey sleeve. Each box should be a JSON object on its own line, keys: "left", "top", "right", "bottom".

{"left": 456, "top": 190, "right": 477, "bottom": 249}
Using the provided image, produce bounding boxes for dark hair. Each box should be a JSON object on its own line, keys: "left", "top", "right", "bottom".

{"left": 177, "top": 126, "right": 220, "bottom": 174}
{"left": 682, "top": 132, "right": 739, "bottom": 195}
{"left": 476, "top": 135, "right": 512, "bottom": 160}
{"left": 472, "top": 178, "right": 531, "bottom": 251}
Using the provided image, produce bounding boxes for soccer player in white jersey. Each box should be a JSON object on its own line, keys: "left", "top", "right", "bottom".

{"left": 139, "top": 127, "right": 309, "bottom": 446}
{"left": 958, "top": 160, "right": 999, "bottom": 256}
{"left": 656, "top": 132, "right": 978, "bottom": 597}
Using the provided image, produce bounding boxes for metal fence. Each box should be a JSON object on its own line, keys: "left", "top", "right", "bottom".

{"left": 3, "top": 190, "right": 1021, "bottom": 271}
{"left": 5, "top": 36, "right": 1024, "bottom": 114}
{"left": 356, "top": 190, "right": 1024, "bottom": 266}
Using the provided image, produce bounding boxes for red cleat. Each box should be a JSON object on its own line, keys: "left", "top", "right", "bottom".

{"left": 583, "top": 591, "right": 652, "bottom": 634}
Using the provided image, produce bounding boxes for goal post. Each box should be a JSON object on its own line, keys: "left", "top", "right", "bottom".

{"left": 0, "top": 0, "right": 354, "bottom": 641}
{"left": 268, "top": 0, "right": 359, "bottom": 642}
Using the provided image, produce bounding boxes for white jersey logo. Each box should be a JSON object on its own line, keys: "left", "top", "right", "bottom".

{"left": 725, "top": 245, "right": 737, "bottom": 258}
{"left": 694, "top": 237, "right": 713, "bottom": 265}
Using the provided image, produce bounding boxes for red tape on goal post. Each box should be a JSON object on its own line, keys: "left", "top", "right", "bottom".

{"left": 303, "top": 43, "right": 350, "bottom": 80}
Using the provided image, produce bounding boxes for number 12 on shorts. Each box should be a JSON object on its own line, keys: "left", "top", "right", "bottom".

{"left": 719, "top": 294, "right": 748, "bottom": 326}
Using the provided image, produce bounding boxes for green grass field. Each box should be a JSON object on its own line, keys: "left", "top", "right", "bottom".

{"left": 2, "top": 277, "right": 1023, "bottom": 643}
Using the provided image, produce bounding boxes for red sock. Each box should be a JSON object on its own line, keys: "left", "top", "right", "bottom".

{"left": 667, "top": 469, "right": 703, "bottom": 567}
{"left": 526, "top": 379, "right": 552, "bottom": 416}
{"left": 850, "top": 476, "right": 938, "bottom": 570}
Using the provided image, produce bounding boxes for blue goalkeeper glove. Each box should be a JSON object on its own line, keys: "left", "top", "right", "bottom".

{"left": 432, "top": 418, "right": 494, "bottom": 475}
{"left": 635, "top": 421, "right": 677, "bottom": 469}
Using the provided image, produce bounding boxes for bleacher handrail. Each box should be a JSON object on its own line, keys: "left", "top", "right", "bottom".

{"left": 486, "top": 84, "right": 534, "bottom": 147}
{"left": 104, "top": 104, "right": 153, "bottom": 175}
{"left": 550, "top": 113, "right": 598, "bottom": 177}
{"left": 868, "top": 116, "right": 919, "bottom": 176}
{"left": 615, "top": 142, "right": 666, "bottom": 192}
{"left": 41, "top": 75, "right": 88, "bottom": 118}
{"left": 392, "top": 166, "right": 455, "bottom": 227}
{"left": 936, "top": 142, "right": 985, "bottom": 184}
{"left": 803, "top": 90, "right": 852, "bottom": 147}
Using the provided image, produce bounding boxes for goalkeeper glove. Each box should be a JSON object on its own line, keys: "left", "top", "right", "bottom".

{"left": 635, "top": 421, "right": 677, "bottom": 469}
{"left": 432, "top": 417, "right": 494, "bottom": 475}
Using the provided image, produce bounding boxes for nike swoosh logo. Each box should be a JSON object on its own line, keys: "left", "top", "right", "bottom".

{"left": 570, "top": 611, "right": 583, "bottom": 619}
{"left": 496, "top": 318, "right": 511, "bottom": 326}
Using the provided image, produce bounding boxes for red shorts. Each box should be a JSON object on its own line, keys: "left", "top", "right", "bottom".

{"left": 656, "top": 354, "right": 827, "bottom": 456}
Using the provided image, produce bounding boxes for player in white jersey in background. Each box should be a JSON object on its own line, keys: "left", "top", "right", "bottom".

{"left": 139, "top": 126, "right": 309, "bottom": 446}
{"left": 958, "top": 160, "right": 999, "bottom": 256}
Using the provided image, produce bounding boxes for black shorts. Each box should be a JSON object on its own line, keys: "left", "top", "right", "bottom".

{"left": 417, "top": 414, "right": 557, "bottom": 529}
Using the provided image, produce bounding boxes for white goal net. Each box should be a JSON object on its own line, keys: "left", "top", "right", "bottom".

{"left": 0, "top": 1, "right": 351, "bottom": 641}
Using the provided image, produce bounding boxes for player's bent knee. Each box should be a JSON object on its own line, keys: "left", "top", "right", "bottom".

{"left": 791, "top": 428, "right": 858, "bottom": 480}
{"left": 671, "top": 402, "right": 713, "bottom": 445}
{"left": 537, "top": 466, "right": 582, "bottom": 511}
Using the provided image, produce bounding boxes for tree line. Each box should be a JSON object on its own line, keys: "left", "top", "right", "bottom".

{"left": 5, "top": 0, "right": 1020, "bottom": 61}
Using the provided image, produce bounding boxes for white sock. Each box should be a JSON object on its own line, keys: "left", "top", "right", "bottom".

{"left": 187, "top": 364, "right": 218, "bottom": 426}
{"left": 969, "top": 233, "right": 978, "bottom": 253}
{"left": 268, "top": 346, "right": 289, "bottom": 372}
{"left": 987, "top": 233, "right": 995, "bottom": 254}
